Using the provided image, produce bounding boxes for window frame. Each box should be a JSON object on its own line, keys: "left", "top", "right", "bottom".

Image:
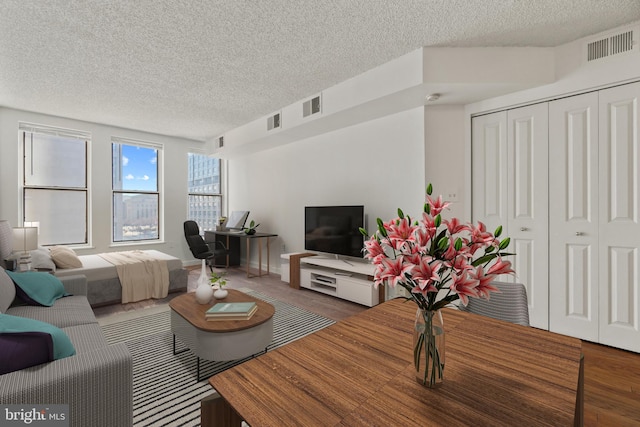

{"left": 111, "top": 137, "right": 163, "bottom": 244}
{"left": 19, "top": 122, "right": 90, "bottom": 246}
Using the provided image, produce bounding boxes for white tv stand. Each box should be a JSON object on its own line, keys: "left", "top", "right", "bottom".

{"left": 296, "top": 255, "right": 380, "bottom": 307}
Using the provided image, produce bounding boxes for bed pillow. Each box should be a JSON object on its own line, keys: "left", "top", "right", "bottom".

{"left": 50, "top": 246, "right": 82, "bottom": 269}
{"left": 6, "top": 270, "right": 67, "bottom": 306}
{"left": 30, "top": 247, "right": 56, "bottom": 271}
{"left": 0, "top": 313, "right": 76, "bottom": 374}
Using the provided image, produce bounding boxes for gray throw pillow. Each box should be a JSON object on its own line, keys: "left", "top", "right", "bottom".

{"left": 30, "top": 247, "right": 56, "bottom": 271}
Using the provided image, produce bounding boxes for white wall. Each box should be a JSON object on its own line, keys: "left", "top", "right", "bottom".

{"left": 424, "top": 105, "right": 467, "bottom": 220}
{"left": 0, "top": 107, "right": 207, "bottom": 261}
{"left": 227, "top": 107, "right": 426, "bottom": 273}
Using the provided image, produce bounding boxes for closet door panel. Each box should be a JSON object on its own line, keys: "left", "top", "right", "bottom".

{"left": 507, "top": 104, "right": 549, "bottom": 329}
{"left": 599, "top": 82, "right": 640, "bottom": 353}
{"left": 549, "top": 92, "right": 599, "bottom": 341}
{"left": 472, "top": 111, "right": 508, "bottom": 235}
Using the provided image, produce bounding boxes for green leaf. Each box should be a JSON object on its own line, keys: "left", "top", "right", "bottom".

{"left": 499, "top": 237, "right": 511, "bottom": 250}
{"left": 398, "top": 208, "right": 404, "bottom": 219}
{"left": 359, "top": 227, "right": 368, "bottom": 237}
{"left": 425, "top": 204, "right": 431, "bottom": 215}
{"left": 427, "top": 183, "right": 433, "bottom": 195}
{"left": 494, "top": 225, "right": 502, "bottom": 237}
{"left": 471, "top": 253, "right": 498, "bottom": 267}
{"left": 485, "top": 245, "right": 495, "bottom": 253}
{"left": 434, "top": 214, "right": 441, "bottom": 228}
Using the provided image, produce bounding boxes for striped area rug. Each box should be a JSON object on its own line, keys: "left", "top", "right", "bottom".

{"left": 100, "top": 290, "right": 335, "bottom": 427}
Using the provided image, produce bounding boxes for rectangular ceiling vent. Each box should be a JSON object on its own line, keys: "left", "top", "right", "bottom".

{"left": 586, "top": 29, "right": 637, "bottom": 62}
{"left": 267, "top": 112, "right": 281, "bottom": 130}
{"left": 303, "top": 95, "right": 321, "bottom": 118}
{"left": 217, "top": 136, "right": 224, "bottom": 148}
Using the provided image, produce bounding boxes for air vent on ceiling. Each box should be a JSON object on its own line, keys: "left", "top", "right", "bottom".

{"left": 217, "top": 136, "right": 224, "bottom": 148}
{"left": 267, "top": 112, "right": 281, "bottom": 130}
{"left": 586, "top": 29, "right": 636, "bottom": 62}
{"left": 303, "top": 95, "right": 321, "bottom": 117}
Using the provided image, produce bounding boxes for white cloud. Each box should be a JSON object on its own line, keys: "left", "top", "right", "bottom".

{"left": 142, "top": 175, "right": 149, "bottom": 181}
{"left": 150, "top": 157, "right": 157, "bottom": 164}
{"left": 122, "top": 156, "right": 129, "bottom": 166}
{"left": 125, "top": 174, "right": 134, "bottom": 180}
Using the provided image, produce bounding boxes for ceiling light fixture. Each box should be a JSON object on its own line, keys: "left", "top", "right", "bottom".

{"left": 425, "top": 93, "right": 440, "bottom": 102}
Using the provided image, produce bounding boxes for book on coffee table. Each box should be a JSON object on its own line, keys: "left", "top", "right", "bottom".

{"left": 206, "top": 302, "right": 258, "bottom": 321}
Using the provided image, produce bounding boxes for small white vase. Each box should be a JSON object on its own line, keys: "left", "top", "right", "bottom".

{"left": 214, "top": 289, "right": 228, "bottom": 299}
{"left": 195, "top": 283, "right": 214, "bottom": 304}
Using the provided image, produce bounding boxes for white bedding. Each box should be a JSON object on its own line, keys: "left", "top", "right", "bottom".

{"left": 54, "top": 249, "right": 182, "bottom": 282}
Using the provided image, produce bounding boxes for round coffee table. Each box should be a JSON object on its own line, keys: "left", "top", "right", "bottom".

{"left": 169, "top": 289, "right": 275, "bottom": 381}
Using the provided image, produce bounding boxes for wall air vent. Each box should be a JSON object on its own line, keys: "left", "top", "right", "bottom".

{"left": 303, "top": 95, "right": 321, "bottom": 117}
{"left": 586, "top": 29, "right": 636, "bottom": 62}
{"left": 218, "top": 136, "right": 224, "bottom": 148}
{"left": 267, "top": 112, "right": 281, "bottom": 130}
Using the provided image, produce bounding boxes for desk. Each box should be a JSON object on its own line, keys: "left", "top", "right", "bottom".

{"left": 205, "top": 231, "right": 278, "bottom": 278}
{"left": 206, "top": 299, "right": 584, "bottom": 426}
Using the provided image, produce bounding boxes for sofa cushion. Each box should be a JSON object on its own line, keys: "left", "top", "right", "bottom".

{"left": 0, "top": 268, "right": 16, "bottom": 313}
{"left": 50, "top": 246, "right": 83, "bottom": 269}
{"left": 6, "top": 270, "right": 67, "bottom": 306}
{"left": 0, "top": 313, "right": 76, "bottom": 374}
{"left": 6, "top": 295, "right": 97, "bottom": 328}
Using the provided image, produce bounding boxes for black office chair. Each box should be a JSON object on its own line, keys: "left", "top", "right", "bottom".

{"left": 183, "top": 220, "right": 230, "bottom": 271}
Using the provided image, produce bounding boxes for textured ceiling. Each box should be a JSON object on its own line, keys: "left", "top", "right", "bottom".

{"left": 1, "top": 0, "right": 640, "bottom": 141}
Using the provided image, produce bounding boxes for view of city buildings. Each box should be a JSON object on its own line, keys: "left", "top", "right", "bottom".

{"left": 187, "top": 153, "right": 221, "bottom": 233}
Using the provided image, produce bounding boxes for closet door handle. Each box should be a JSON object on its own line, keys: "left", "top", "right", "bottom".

{"left": 576, "top": 232, "right": 585, "bottom": 236}
{"left": 520, "top": 227, "right": 529, "bottom": 232}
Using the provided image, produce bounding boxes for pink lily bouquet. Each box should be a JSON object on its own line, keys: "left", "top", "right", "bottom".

{"left": 360, "top": 184, "right": 515, "bottom": 387}
{"left": 360, "top": 184, "right": 514, "bottom": 311}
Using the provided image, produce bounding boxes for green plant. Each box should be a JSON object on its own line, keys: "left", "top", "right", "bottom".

{"left": 209, "top": 271, "right": 227, "bottom": 288}
{"left": 243, "top": 219, "right": 260, "bottom": 235}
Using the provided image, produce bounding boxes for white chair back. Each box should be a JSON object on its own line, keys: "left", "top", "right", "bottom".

{"left": 460, "top": 281, "right": 530, "bottom": 326}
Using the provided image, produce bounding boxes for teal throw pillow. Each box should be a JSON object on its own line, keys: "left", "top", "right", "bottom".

{"left": 0, "top": 313, "right": 76, "bottom": 367}
{"left": 6, "top": 271, "right": 67, "bottom": 306}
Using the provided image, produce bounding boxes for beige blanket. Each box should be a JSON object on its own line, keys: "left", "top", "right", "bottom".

{"left": 99, "top": 250, "right": 170, "bottom": 304}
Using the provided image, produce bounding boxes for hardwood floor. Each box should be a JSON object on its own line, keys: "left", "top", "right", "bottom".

{"left": 93, "top": 266, "right": 640, "bottom": 426}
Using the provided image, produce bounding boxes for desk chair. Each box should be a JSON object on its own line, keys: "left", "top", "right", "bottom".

{"left": 183, "top": 220, "right": 230, "bottom": 272}
{"left": 459, "top": 281, "right": 530, "bottom": 326}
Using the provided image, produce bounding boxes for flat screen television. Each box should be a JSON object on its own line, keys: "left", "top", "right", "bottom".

{"left": 305, "top": 205, "right": 365, "bottom": 258}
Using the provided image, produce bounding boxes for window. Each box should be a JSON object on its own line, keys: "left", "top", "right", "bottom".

{"left": 20, "top": 123, "right": 89, "bottom": 246}
{"left": 112, "top": 138, "right": 161, "bottom": 242}
{"left": 188, "top": 153, "right": 222, "bottom": 231}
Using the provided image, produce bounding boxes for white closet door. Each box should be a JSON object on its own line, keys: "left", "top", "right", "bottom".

{"left": 549, "top": 92, "right": 600, "bottom": 341}
{"left": 598, "top": 82, "right": 640, "bottom": 353}
{"left": 507, "top": 104, "right": 549, "bottom": 329}
{"left": 471, "top": 111, "right": 508, "bottom": 237}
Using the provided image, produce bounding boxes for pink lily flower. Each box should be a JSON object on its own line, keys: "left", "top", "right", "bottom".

{"left": 473, "top": 266, "right": 499, "bottom": 299}
{"left": 378, "top": 257, "right": 412, "bottom": 288}
{"left": 363, "top": 237, "right": 385, "bottom": 261}
{"left": 449, "top": 274, "right": 479, "bottom": 306}
{"left": 487, "top": 259, "right": 515, "bottom": 276}
{"left": 427, "top": 195, "right": 451, "bottom": 216}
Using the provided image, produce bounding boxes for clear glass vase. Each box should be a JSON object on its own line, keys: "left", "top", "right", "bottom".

{"left": 413, "top": 308, "right": 445, "bottom": 388}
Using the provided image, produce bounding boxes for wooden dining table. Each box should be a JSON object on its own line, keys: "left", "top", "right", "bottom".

{"left": 205, "top": 298, "right": 584, "bottom": 426}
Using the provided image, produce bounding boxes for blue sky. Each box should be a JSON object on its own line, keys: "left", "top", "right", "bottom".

{"left": 121, "top": 145, "right": 157, "bottom": 191}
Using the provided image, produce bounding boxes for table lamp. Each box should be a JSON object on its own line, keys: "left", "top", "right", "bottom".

{"left": 12, "top": 227, "right": 38, "bottom": 271}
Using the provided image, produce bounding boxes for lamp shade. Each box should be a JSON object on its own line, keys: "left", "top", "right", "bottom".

{"left": 12, "top": 227, "right": 38, "bottom": 253}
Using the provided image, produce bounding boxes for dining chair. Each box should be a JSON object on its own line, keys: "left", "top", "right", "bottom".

{"left": 459, "top": 281, "right": 530, "bottom": 326}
